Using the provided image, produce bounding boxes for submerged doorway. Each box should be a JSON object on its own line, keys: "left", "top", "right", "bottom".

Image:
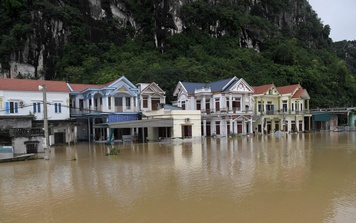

{"left": 182, "top": 125, "right": 192, "bottom": 138}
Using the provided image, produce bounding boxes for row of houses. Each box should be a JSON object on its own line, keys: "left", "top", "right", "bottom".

{"left": 1, "top": 75, "right": 350, "bottom": 155}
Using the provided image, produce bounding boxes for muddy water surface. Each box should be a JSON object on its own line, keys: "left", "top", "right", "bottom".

{"left": 1, "top": 132, "right": 356, "bottom": 223}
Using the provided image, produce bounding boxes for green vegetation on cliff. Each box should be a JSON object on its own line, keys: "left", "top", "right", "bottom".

{"left": 0, "top": 0, "right": 355, "bottom": 107}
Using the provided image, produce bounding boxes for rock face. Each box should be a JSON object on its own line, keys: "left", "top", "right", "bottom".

{"left": 0, "top": 0, "right": 319, "bottom": 79}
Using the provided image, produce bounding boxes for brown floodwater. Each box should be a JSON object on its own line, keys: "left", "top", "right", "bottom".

{"left": 1, "top": 132, "right": 356, "bottom": 223}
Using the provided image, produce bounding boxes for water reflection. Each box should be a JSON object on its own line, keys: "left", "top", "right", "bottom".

{"left": 1, "top": 133, "right": 356, "bottom": 222}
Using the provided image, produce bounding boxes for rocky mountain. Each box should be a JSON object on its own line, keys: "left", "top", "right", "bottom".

{"left": 2, "top": 0, "right": 355, "bottom": 107}
{"left": 0, "top": 0, "right": 328, "bottom": 79}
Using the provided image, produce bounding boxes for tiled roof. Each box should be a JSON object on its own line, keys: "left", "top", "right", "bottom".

{"left": 180, "top": 82, "right": 206, "bottom": 94}
{"left": 181, "top": 77, "right": 236, "bottom": 94}
{"left": 252, "top": 84, "right": 274, "bottom": 95}
{"left": 68, "top": 83, "right": 104, "bottom": 92}
{"left": 0, "top": 78, "right": 70, "bottom": 92}
{"left": 276, "top": 84, "right": 300, "bottom": 94}
{"left": 292, "top": 89, "right": 306, "bottom": 98}
{"left": 209, "top": 78, "right": 235, "bottom": 92}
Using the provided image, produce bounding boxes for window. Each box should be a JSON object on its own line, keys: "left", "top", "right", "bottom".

{"left": 6, "top": 102, "right": 18, "bottom": 113}
{"left": 196, "top": 100, "right": 201, "bottom": 110}
{"left": 33, "top": 102, "right": 41, "bottom": 113}
{"left": 54, "top": 103, "right": 62, "bottom": 113}
{"left": 258, "top": 101, "right": 262, "bottom": 112}
{"left": 215, "top": 98, "right": 220, "bottom": 111}
{"left": 266, "top": 102, "right": 274, "bottom": 115}
{"left": 108, "top": 97, "right": 111, "bottom": 109}
{"left": 282, "top": 100, "right": 287, "bottom": 112}
{"left": 232, "top": 98, "right": 241, "bottom": 112}
{"left": 143, "top": 96, "right": 148, "bottom": 108}
{"left": 79, "top": 99, "right": 84, "bottom": 111}
{"left": 126, "top": 97, "right": 130, "bottom": 109}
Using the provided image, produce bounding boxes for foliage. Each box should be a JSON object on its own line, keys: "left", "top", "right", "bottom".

{"left": 0, "top": 0, "right": 355, "bottom": 108}
{"left": 105, "top": 147, "right": 120, "bottom": 156}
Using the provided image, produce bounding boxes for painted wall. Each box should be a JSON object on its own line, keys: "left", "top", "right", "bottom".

{"left": 0, "top": 90, "right": 70, "bottom": 120}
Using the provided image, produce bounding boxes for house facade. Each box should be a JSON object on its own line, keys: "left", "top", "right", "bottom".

{"left": 0, "top": 78, "right": 76, "bottom": 154}
{"left": 252, "top": 83, "right": 312, "bottom": 134}
{"left": 68, "top": 77, "right": 170, "bottom": 142}
{"left": 173, "top": 77, "right": 254, "bottom": 137}
{"left": 68, "top": 76, "right": 141, "bottom": 141}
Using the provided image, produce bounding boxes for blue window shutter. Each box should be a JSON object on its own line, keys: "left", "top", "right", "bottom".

{"left": 15, "top": 102, "right": 18, "bottom": 113}
{"left": 55, "top": 103, "right": 57, "bottom": 113}
{"left": 5, "top": 102, "right": 9, "bottom": 113}
{"left": 38, "top": 103, "right": 41, "bottom": 113}
{"left": 33, "top": 103, "right": 36, "bottom": 113}
{"left": 59, "top": 103, "right": 61, "bottom": 113}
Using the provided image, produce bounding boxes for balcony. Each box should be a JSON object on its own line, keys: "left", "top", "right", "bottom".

{"left": 257, "top": 109, "right": 311, "bottom": 116}
{"left": 9, "top": 128, "right": 51, "bottom": 137}
{"left": 194, "top": 87, "right": 211, "bottom": 94}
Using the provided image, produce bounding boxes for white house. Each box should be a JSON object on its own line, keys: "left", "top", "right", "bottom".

{"left": 173, "top": 77, "right": 255, "bottom": 137}
{"left": 0, "top": 78, "right": 76, "bottom": 153}
{"left": 68, "top": 76, "right": 176, "bottom": 143}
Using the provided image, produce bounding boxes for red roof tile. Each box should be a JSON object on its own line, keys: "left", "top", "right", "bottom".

{"left": 0, "top": 78, "right": 70, "bottom": 92}
{"left": 252, "top": 84, "right": 274, "bottom": 94}
{"left": 276, "top": 84, "right": 300, "bottom": 94}
{"left": 292, "top": 89, "right": 306, "bottom": 98}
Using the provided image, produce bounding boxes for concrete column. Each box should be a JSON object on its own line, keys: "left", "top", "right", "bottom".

{"left": 123, "top": 96, "right": 126, "bottom": 112}
{"left": 229, "top": 94, "right": 232, "bottom": 111}
{"left": 202, "top": 96, "right": 206, "bottom": 111}
{"left": 148, "top": 95, "right": 152, "bottom": 110}
{"left": 90, "top": 95, "right": 94, "bottom": 111}
{"left": 249, "top": 119, "right": 253, "bottom": 134}
{"left": 103, "top": 95, "right": 108, "bottom": 112}
{"left": 129, "top": 96, "right": 133, "bottom": 111}
{"left": 203, "top": 119, "right": 207, "bottom": 137}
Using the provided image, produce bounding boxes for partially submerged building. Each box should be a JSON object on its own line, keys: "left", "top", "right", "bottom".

{"left": 252, "top": 83, "right": 312, "bottom": 134}
{"left": 0, "top": 78, "right": 76, "bottom": 154}
{"left": 173, "top": 77, "right": 254, "bottom": 137}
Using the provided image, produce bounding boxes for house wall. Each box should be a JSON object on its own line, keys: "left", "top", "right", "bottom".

{"left": 350, "top": 112, "right": 356, "bottom": 127}
{"left": 13, "top": 136, "right": 44, "bottom": 154}
{"left": 0, "top": 90, "right": 70, "bottom": 120}
{"left": 0, "top": 118, "right": 32, "bottom": 129}
{"left": 171, "top": 110, "right": 201, "bottom": 139}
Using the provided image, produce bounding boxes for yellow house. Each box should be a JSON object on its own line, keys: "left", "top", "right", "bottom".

{"left": 252, "top": 83, "right": 311, "bottom": 134}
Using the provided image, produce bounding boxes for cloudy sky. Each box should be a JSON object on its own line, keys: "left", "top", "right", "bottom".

{"left": 308, "top": 0, "right": 356, "bottom": 41}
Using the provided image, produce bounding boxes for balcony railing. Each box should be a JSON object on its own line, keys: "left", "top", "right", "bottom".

{"left": 257, "top": 109, "right": 311, "bottom": 115}
{"left": 9, "top": 128, "right": 51, "bottom": 137}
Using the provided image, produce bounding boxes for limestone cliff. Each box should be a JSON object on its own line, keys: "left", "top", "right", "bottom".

{"left": 0, "top": 0, "right": 326, "bottom": 79}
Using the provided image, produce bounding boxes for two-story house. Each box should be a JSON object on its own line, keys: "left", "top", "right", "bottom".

{"left": 68, "top": 76, "right": 141, "bottom": 141}
{"left": 0, "top": 78, "right": 76, "bottom": 154}
{"left": 173, "top": 77, "right": 254, "bottom": 137}
{"left": 252, "top": 83, "right": 311, "bottom": 134}
{"left": 70, "top": 76, "right": 201, "bottom": 142}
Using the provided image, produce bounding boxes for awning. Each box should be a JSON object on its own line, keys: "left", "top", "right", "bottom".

{"left": 313, "top": 113, "right": 331, "bottom": 121}
{"left": 94, "top": 118, "right": 174, "bottom": 129}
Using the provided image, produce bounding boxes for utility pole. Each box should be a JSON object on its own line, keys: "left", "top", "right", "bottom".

{"left": 39, "top": 85, "right": 50, "bottom": 160}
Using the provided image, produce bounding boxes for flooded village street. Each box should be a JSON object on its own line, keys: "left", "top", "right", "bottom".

{"left": 1, "top": 132, "right": 356, "bottom": 223}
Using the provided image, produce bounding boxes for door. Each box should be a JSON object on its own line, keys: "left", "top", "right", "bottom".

{"left": 182, "top": 125, "right": 192, "bottom": 138}
{"left": 54, "top": 132, "right": 66, "bottom": 144}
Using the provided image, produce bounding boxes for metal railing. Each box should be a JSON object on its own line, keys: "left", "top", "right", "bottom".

{"left": 256, "top": 109, "right": 310, "bottom": 115}
{"left": 10, "top": 128, "right": 49, "bottom": 137}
